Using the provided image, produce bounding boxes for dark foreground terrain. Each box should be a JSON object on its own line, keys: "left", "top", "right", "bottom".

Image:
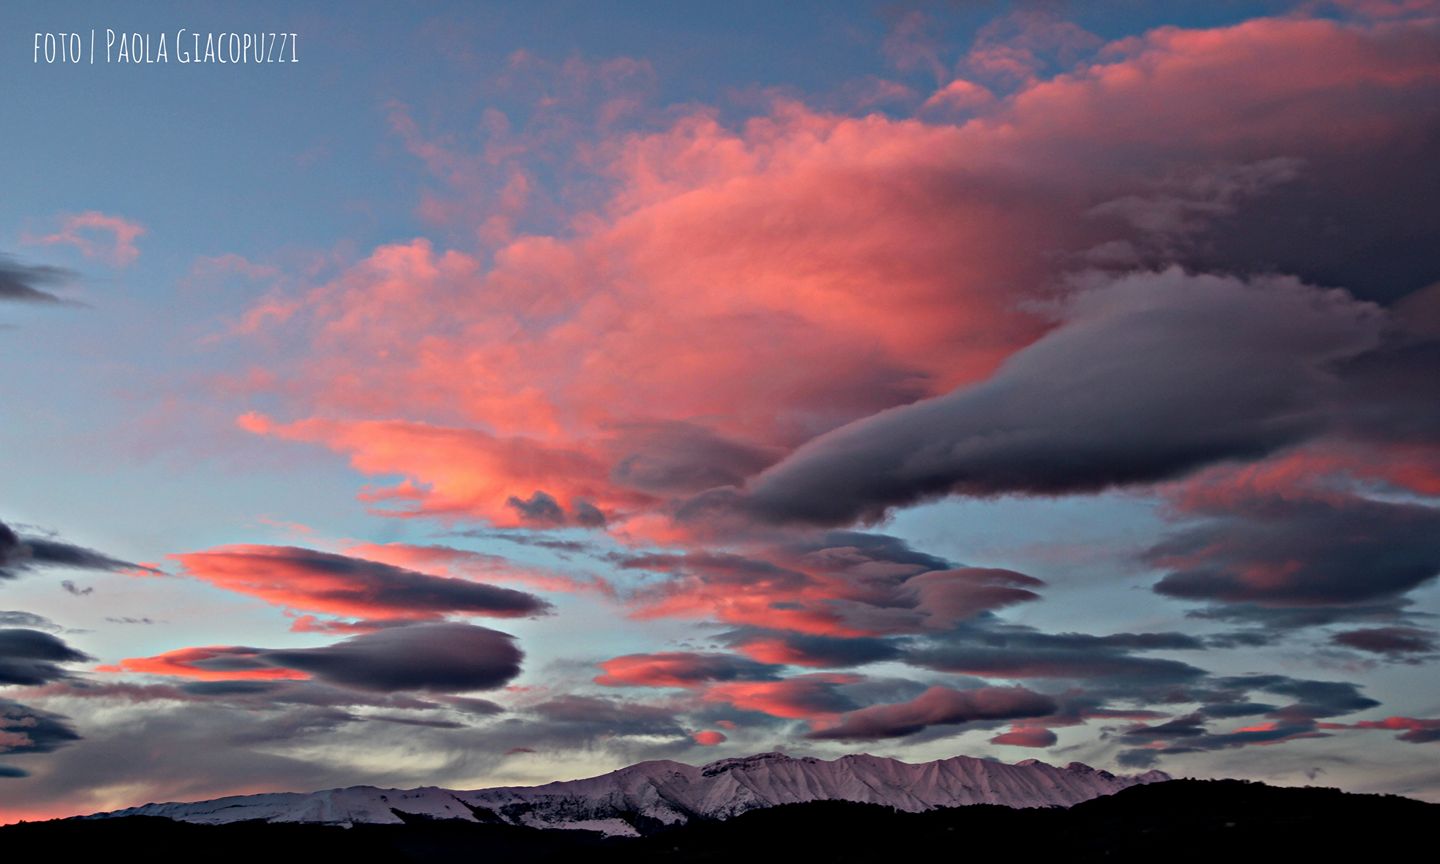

{"left": 3, "top": 779, "right": 1433, "bottom": 862}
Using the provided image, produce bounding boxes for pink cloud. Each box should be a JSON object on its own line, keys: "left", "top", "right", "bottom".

{"left": 701, "top": 674, "right": 863, "bottom": 720}
{"left": 170, "top": 544, "right": 550, "bottom": 621}
{"left": 594, "top": 652, "right": 770, "bottom": 688}
{"left": 235, "top": 16, "right": 1440, "bottom": 549}
{"left": 99, "top": 646, "right": 307, "bottom": 681}
{"left": 26, "top": 211, "right": 146, "bottom": 266}
{"left": 989, "top": 725, "right": 1059, "bottom": 747}
{"left": 344, "top": 541, "right": 614, "bottom": 596}
{"left": 219, "top": 15, "right": 1440, "bottom": 640}
{"left": 1320, "top": 715, "right": 1440, "bottom": 743}
{"left": 920, "top": 79, "right": 994, "bottom": 115}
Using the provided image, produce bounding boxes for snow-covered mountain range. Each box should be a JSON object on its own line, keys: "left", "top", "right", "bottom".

{"left": 93, "top": 752, "right": 1170, "bottom": 837}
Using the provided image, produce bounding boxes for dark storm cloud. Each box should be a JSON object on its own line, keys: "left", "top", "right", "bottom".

{"left": 0, "top": 519, "right": 150, "bottom": 580}
{"left": 1086, "top": 130, "right": 1440, "bottom": 307}
{"left": 739, "top": 270, "right": 1381, "bottom": 525}
{"left": 0, "top": 629, "right": 93, "bottom": 686}
{"left": 0, "top": 699, "right": 81, "bottom": 755}
{"left": 262, "top": 623, "right": 524, "bottom": 693}
{"left": 0, "top": 255, "right": 73, "bottom": 305}
{"left": 1184, "top": 130, "right": 1440, "bottom": 305}
{"left": 904, "top": 620, "right": 1207, "bottom": 684}
{"left": 1335, "top": 285, "right": 1440, "bottom": 446}
{"left": 807, "top": 685, "right": 1057, "bottom": 740}
{"left": 1331, "top": 627, "right": 1437, "bottom": 658}
{"left": 1150, "top": 494, "right": 1440, "bottom": 607}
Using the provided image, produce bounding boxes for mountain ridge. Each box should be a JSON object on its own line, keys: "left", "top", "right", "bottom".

{"left": 91, "top": 750, "right": 1170, "bottom": 836}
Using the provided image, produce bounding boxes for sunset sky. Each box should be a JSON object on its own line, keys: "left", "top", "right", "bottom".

{"left": 3, "top": 0, "right": 1439, "bottom": 821}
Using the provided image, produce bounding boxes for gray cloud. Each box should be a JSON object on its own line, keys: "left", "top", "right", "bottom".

{"left": 1331, "top": 627, "right": 1437, "bottom": 659}
{"left": 0, "top": 519, "right": 150, "bottom": 580}
{"left": 1, "top": 699, "right": 81, "bottom": 756}
{"left": 807, "top": 685, "right": 1057, "bottom": 740}
{"left": 530, "top": 694, "right": 683, "bottom": 734}
{"left": 506, "top": 490, "right": 566, "bottom": 524}
{"left": 0, "top": 611, "right": 60, "bottom": 632}
{"left": 0, "top": 629, "right": 93, "bottom": 686}
{"left": 739, "top": 270, "right": 1381, "bottom": 525}
{"left": 0, "top": 255, "right": 73, "bottom": 305}
{"left": 905, "top": 620, "right": 1206, "bottom": 685}
{"left": 262, "top": 622, "right": 524, "bottom": 693}
{"left": 175, "top": 544, "right": 551, "bottom": 620}
{"left": 718, "top": 629, "right": 905, "bottom": 668}
{"left": 1151, "top": 494, "right": 1440, "bottom": 608}
{"left": 609, "top": 420, "right": 780, "bottom": 496}
{"left": 594, "top": 651, "right": 778, "bottom": 687}
{"left": 1114, "top": 674, "right": 1384, "bottom": 767}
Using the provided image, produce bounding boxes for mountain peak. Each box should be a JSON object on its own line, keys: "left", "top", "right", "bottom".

{"left": 700, "top": 750, "right": 811, "bottom": 776}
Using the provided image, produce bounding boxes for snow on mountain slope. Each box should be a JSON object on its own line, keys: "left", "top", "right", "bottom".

{"left": 94, "top": 752, "right": 1170, "bottom": 836}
